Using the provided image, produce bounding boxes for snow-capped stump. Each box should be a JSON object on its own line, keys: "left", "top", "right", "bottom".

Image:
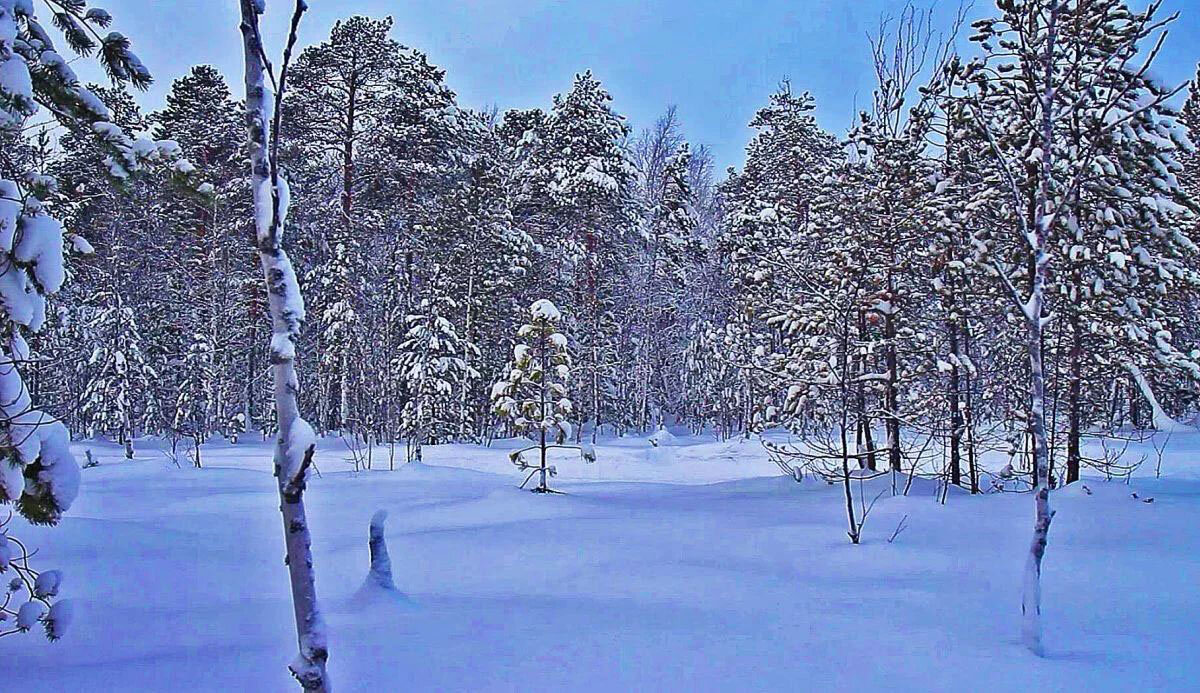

{"left": 351, "top": 510, "right": 409, "bottom": 607}
{"left": 365, "top": 510, "right": 396, "bottom": 591}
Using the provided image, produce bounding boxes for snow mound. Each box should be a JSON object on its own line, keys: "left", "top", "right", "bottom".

{"left": 648, "top": 428, "right": 678, "bottom": 447}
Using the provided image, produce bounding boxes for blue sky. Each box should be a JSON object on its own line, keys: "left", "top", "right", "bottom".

{"left": 80, "top": 1, "right": 1200, "bottom": 170}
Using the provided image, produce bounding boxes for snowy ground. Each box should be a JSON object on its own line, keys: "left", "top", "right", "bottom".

{"left": 8, "top": 429, "right": 1200, "bottom": 691}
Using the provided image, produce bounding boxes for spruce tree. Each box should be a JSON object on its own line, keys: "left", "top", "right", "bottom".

{"left": 397, "top": 290, "right": 478, "bottom": 462}
{"left": 79, "top": 278, "right": 156, "bottom": 458}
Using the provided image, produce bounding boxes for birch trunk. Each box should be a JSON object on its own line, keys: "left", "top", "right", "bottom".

{"left": 1020, "top": 1, "right": 1059, "bottom": 656}
{"left": 239, "top": 1, "right": 330, "bottom": 689}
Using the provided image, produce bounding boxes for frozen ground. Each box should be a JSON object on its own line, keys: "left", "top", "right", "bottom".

{"left": 7, "top": 429, "right": 1200, "bottom": 691}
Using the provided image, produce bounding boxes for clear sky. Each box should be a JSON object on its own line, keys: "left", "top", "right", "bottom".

{"left": 79, "top": 1, "right": 1200, "bottom": 170}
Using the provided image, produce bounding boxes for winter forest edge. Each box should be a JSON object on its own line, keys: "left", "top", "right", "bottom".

{"left": 3, "top": 0, "right": 1200, "bottom": 690}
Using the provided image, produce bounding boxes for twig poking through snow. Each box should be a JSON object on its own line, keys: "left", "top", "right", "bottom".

{"left": 887, "top": 514, "right": 909, "bottom": 544}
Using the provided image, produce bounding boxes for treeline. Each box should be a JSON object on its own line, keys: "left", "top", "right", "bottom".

{"left": 721, "top": 2, "right": 1200, "bottom": 491}
{"left": 28, "top": 5, "right": 1200, "bottom": 490}
{"left": 34, "top": 16, "right": 724, "bottom": 463}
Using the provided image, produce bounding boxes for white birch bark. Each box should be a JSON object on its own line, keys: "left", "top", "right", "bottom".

{"left": 238, "top": 1, "right": 329, "bottom": 689}
{"left": 1020, "top": 1, "right": 1059, "bottom": 657}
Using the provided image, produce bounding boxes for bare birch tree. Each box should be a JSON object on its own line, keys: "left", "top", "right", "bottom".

{"left": 238, "top": 1, "right": 329, "bottom": 689}
{"left": 963, "top": 0, "right": 1188, "bottom": 655}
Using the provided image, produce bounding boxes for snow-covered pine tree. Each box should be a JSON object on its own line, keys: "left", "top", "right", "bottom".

{"left": 152, "top": 65, "right": 255, "bottom": 442}
{"left": 1184, "top": 63, "right": 1200, "bottom": 208}
{"left": 285, "top": 16, "right": 401, "bottom": 435}
{"left": 846, "top": 9, "right": 948, "bottom": 475}
{"left": 436, "top": 108, "right": 532, "bottom": 441}
{"left": 674, "top": 147, "right": 729, "bottom": 436}
{"left": 492, "top": 299, "right": 578, "bottom": 493}
{"left": 534, "top": 72, "right": 636, "bottom": 442}
{"left": 0, "top": 0, "right": 192, "bottom": 643}
{"left": 716, "top": 83, "right": 842, "bottom": 437}
{"left": 626, "top": 108, "right": 705, "bottom": 432}
{"left": 173, "top": 336, "right": 215, "bottom": 467}
{"left": 1057, "top": 50, "right": 1197, "bottom": 473}
{"left": 49, "top": 83, "right": 172, "bottom": 439}
{"left": 922, "top": 60, "right": 996, "bottom": 494}
{"left": 286, "top": 14, "right": 398, "bottom": 241}
{"left": 315, "top": 237, "right": 362, "bottom": 433}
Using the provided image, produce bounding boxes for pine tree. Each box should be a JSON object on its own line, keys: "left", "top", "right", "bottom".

{"left": 532, "top": 72, "right": 636, "bottom": 441}
{"left": 315, "top": 238, "right": 362, "bottom": 433}
{"left": 962, "top": 0, "right": 1193, "bottom": 655}
{"left": 633, "top": 138, "right": 702, "bottom": 429}
{"left": 491, "top": 299, "right": 578, "bottom": 493}
{"left": 0, "top": 0, "right": 187, "bottom": 644}
{"left": 1183, "top": 63, "right": 1200, "bottom": 208}
{"left": 152, "top": 65, "right": 255, "bottom": 440}
{"left": 716, "top": 84, "right": 842, "bottom": 437}
{"left": 436, "top": 109, "right": 531, "bottom": 441}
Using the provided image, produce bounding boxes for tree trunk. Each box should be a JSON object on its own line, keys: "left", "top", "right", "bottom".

{"left": 1021, "top": 3, "right": 1059, "bottom": 656}
{"left": 855, "top": 310, "right": 877, "bottom": 470}
{"left": 883, "top": 292, "right": 901, "bottom": 472}
{"left": 538, "top": 339, "right": 550, "bottom": 492}
{"left": 123, "top": 408, "right": 134, "bottom": 460}
{"left": 947, "top": 311, "right": 962, "bottom": 487}
{"left": 239, "top": 2, "right": 329, "bottom": 689}
{"left": 1066, "top": 314, "right": 1082, "bottom": 484}
{"left": 839, "top": 312, "right": 859, "bottom": 545}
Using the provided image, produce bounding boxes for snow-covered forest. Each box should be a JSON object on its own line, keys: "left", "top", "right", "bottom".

{"left": 4, "top": 0, "right": 1200, "bottom": 690}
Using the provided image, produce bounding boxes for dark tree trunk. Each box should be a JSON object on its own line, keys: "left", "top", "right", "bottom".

{"left": 1066, "top": 315, "right": 1083, "bottom": 484}
{"left": 947, "top": 318, "right": 962, "bottom": 487}
{"left": 856, "top": 310, "right": 877, "bottom": 470}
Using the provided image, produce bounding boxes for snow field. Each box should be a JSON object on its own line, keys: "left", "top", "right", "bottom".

{"left": 7, "top": 431, "right": 1200, "bottom": 691}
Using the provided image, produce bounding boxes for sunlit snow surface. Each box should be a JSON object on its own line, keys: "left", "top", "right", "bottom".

{"left": 8, "top": 430, "right": 1200, "bottom": 691}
